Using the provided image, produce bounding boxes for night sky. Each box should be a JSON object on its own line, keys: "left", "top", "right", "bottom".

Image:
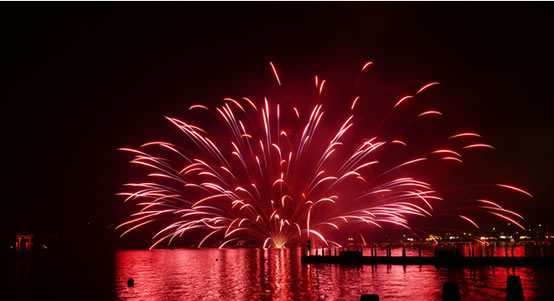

{"left": 3, "top": 3, "right": 553, "bottom": 248}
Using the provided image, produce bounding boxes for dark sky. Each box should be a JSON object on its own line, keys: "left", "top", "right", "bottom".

{"left": 3, "top": 3, "right": 553, "bottom": 245}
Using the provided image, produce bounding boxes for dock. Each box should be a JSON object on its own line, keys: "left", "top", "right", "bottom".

{"left": 301, "top": 249, "right": 554, "bottom": 267}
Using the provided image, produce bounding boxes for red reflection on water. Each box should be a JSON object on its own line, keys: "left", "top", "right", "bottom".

{"left": 115, "top": 248, "right": 552, "bottom": 300}
{"left": 461, "top": 244, "right": 527, "bottom": 257}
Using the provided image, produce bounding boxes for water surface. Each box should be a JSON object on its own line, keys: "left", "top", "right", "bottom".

{"left": 114, "top": 248, "right": 554, "bottom": 300}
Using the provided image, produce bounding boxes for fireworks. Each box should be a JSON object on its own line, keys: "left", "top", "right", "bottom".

{"left": 117, "top": 61, "right": 531, "bottom": 249}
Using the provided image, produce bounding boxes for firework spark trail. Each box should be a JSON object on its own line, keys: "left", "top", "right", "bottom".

{"left": 118, "top": 61, "right": 531, "bottom": 249}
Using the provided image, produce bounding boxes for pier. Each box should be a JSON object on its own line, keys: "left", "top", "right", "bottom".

{"left": 301, "top": 247, "right": 554, "bottom": 267}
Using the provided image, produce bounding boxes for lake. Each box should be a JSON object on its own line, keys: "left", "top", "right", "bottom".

{"left": 113, "top": 247, "right": 554, "bottom": 300}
